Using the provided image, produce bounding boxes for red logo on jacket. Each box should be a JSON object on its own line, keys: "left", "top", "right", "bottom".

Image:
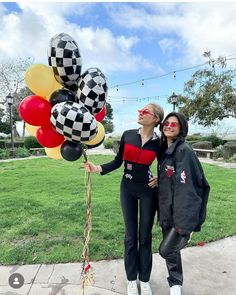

{"left": 165, "top": 165, "right": 175, "bottom": 177}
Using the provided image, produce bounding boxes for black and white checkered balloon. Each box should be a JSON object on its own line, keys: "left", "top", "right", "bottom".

{"left": 48, "top": 33, "right": 82, "bottom": 88}
{"left": 50, "top": 101, "right": 97, "bottom": 143}
{"left": 77, "top": 68, "right": 108, "bottom": 115}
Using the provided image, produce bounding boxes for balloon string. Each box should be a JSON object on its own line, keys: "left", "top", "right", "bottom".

{"left": 81, "top": 148, "right": 94, "bottom": 292}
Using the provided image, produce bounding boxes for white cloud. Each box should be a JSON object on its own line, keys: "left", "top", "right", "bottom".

{"left": 109, "top": 3, "right": 236, "bottom": 66}
{"left": 18, "top": 2, "right": 92, "bottom": 18}
{"left": 0, "top": 3, "right": 151, "bottom": 75}
{"left": 158, "top": 38, "right": 179, "bottom": 55}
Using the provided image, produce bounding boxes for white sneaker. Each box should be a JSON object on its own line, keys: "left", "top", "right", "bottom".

{"left": 140, "top": 281, "right": 152, "bottom": 295}
{"left": 127, "top": 280, "right": 138, "bottom": 295}
{"left": 170, "top": 285, "right": 182, "bottom": 295}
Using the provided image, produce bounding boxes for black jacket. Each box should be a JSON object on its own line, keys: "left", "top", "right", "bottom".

{"left": 101, "top": 129, "right": 161, "bottom": 183}
{"left": 157, "top": 137, "right": 210, "bottom": 235}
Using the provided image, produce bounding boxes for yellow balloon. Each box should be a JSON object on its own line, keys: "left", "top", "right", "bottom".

{"left": 25, "top": 123, "right": 39, "bottom": 137}
{"left": 84, "top": 122, "right": 105, "bottom": 145}
{"left": 45, "top": 145, "right": 63, "bottom": 160}
{"left": 25, "top": 64, "right": 62, "bottom": 100}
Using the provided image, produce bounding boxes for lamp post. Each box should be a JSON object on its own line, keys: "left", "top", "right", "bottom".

{"left": 6, "top": 93, "right": 14, "bottom": 158}
{"left": 169, "top": 92, "right": 178, "bottom": 111}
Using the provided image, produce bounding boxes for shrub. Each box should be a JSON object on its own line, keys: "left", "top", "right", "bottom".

{"left": 24, "top": 136, "right": 42, "bottom": 149}
{"left": 15, "top": 147, "right": 31, "bottom": 158}
{"left": 213, "top": 145, "right": 224, "bottom": 159}
{"left": 223, "top": 142, "right": 236, "bottom": 160}
{"left": 0, "top": 140, "right": 6, "bottom": 149}
{"left": 204, "top": 134, "right": 226, "bottom": 148}
{"left": 103, "top": 138, "right": 113, "bottom": 149}
{"left": 192, "top": 141, "right": 213, "bottom": 149}
{"left": 0, "top": 148, "right": 10, "bottom": 159}
{"left": 186, "top": 140, "right": 199, "bottom": 146}
{"left": 186, "top": 135, "right": 205, "bottom": 141}
{"left": 5, "top": 140, "right": 25, "bottom": 148}
{"left": 104, "top": 136, "right": 121, "bottom": 150}
{"left": 229, "top": 153, "right": 236, "bottom": 162}
{"left": 30, "top": 148, "right": 46, "bottom": 156}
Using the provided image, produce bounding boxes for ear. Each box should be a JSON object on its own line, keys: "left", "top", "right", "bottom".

{"left": 155, "top": 118, "right": 160, "bottom": 124}
{"left": 154, "top": 118, "right": 160, "bottom": 127}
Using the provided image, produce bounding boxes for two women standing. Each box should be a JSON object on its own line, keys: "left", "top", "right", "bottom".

{"left": 84, "top": 107, "right": 210, "bottom": 295}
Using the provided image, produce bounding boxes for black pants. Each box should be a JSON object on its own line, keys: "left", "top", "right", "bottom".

{"left": 120, "top": 178, "right": 156, "bottom": 282}
{"left": 159, "top": 227, "right": 190, "bottom": 287}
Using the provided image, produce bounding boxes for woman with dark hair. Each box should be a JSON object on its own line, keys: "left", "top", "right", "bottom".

{"left": 84, "top": 103, "right": 164, "bottom": 295}
{"left": 157, "top": 112, "right": 210, "bottom": 295}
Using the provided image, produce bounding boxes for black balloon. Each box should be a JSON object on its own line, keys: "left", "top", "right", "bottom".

{"left": 49, "top": 89, "right": 77, "bottom": 107}
{"left": 61, "top": 140, "right": 83, "bottom": 161}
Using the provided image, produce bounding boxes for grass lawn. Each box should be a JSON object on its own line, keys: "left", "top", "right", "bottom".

{"left": 0, "top": 155, "right": 235, "bottom": 265}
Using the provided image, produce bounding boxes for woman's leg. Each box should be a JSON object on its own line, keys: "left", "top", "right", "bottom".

{"left": 120, "top": 179, "right": 139, "bottom": 281}
{"left": 138, "top": 188, "right": 156, "bottom": 282}
{"left": 159, "top": 227, "right": 190, "bottom": 287}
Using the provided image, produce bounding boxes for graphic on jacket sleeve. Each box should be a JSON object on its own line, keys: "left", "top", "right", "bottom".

{"left": 180, "top": 169, "right": 187, "bottom": 184}
{"left": 165, "top": 165, "right": 175, "bottom": 177}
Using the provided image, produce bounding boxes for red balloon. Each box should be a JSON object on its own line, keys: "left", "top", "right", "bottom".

{"left": 95, "top": 106, "right": 106, "bottom": 122}
{"left": 19, "top": 95, "right": 52, "bottom": 126}
{"left": 36, "top": 125, "right": 65, "bottom": 148}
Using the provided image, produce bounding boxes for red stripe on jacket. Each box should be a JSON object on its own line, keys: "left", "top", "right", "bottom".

{"left": 123, "top": 143, "right": 156, "bottom": 165}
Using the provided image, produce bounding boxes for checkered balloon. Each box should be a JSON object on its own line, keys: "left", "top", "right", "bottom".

{"left": 48, "top": 33, "right": 82, "bottom": 88}
{"left": 77, "top": 68, "right": 108, "bottom": 115}
{"left": 50, "top": 101, "right": 97, "bottom": 143}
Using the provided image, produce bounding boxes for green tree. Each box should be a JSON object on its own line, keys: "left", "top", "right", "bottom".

{"left": 173, "top": 69, "right": 236, "bottom": 126}
{"left": 102, "top": 102, "right": 114, "bottom": 133}
{"left": 12, "top": 87, "right": 33, "bottom": 121}
{"left": 0, "top": 58, "right": 32, "bottom": 134}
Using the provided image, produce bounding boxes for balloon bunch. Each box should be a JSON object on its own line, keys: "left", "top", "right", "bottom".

{"left": 19, "top": 33, "right": 108, "bottom": 161}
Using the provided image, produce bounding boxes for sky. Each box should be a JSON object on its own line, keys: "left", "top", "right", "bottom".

{"left": 1, "top": 1, "right": 236, "bottom": 136}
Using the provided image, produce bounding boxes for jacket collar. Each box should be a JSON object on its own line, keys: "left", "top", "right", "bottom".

{"left": 165, "top": 137, "right": 185, "bottom": 155}
{"left": 137, "top": 128, "right": 158, "bottom": 141}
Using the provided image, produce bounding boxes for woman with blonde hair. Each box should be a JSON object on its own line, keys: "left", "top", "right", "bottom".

{"left": 84, "top": 103, "right": 164, "bottom": 295}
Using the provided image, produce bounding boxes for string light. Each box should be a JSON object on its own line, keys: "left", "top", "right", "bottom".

{"left": 110, "top": 55, "right": 236, "bottom": 90}
{"left": 107, "top": 94, "right": 166, "bottom": 103}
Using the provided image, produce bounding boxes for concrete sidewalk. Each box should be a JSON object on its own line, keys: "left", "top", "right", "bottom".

{"left": 197, "top": 157, "right": 236, "bottom": 169}
{"left": 0, "top": 235, "right": 235, "bottom": 295}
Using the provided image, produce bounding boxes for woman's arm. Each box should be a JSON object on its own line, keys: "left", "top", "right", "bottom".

{"left": 84, "top": 132, "right": 126, "bottom": 175}
{"left": 173, "top": 145, "right": 210, "bottom": 235}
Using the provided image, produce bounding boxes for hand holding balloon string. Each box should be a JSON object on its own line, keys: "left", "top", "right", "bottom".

{"left": 84, "top": 161, "right": 102, "bottom": 173}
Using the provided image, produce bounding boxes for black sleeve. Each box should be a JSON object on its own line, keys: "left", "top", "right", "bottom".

{"left": 100, "top": 132, "right": 125, "bottom": 175}
{"left": 173, "top": 146, "right": 209, "bottom": 235}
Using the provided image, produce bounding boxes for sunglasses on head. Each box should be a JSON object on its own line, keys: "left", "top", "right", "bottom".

{"left": 163, "top": 121, "right": 179, "bottom": 127}
{"left": 138, "top": 109, "right": 156, "bottom": 117}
